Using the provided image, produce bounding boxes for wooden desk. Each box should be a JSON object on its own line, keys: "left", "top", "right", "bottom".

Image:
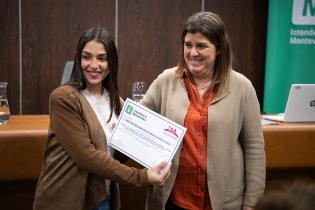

{"left": 0, "top": 115, "right": 49, "bottom": 180}
{"left": 1, "top": 115, "right": 315, "bottom": 180}
{"left": 1, "top": 115, "right": 315, "bottom": 210}
{"left": 264, "top": 122, "right": 315, "bottom": 169}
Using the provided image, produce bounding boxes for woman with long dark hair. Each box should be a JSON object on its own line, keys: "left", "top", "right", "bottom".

{"left": 33, "top": 27, "right": 170, "bottom": 210}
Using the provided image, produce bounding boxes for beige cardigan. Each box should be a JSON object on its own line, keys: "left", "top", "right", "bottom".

{"left": 142, "top": 67, "right": 266, "bottom": 210}
{"left": 33, "top": 85, "right": 148, "bottom": 210}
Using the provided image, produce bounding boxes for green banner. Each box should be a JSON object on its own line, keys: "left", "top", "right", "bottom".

{"left": 264, "top": 0, "right": 315, "bottom": 113}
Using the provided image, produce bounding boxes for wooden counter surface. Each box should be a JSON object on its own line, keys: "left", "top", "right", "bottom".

{"left": 0, "top": 115, "right": 49, "bottom": 180}
{"left": 1, "top": 115, "right": 315, "bottom": 180}
{"left": 263, "top": 122, "right": 315, "bottom": 169}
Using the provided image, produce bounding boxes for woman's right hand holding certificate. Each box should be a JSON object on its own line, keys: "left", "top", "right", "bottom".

{"left": 147, "top": 162, "right": 171, "bottom": 186}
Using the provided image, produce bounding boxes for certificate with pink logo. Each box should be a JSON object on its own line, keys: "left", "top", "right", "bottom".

{"left": 109, "top": 98, "right": 187, "bottom": 168}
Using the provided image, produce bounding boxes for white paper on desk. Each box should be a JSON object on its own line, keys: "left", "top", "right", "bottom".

{"left": 109, "top": 98, "right": 186, "bottom": 169}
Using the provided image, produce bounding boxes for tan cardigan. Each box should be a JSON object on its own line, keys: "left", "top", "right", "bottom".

{"left": 142, "top": 67, "right": 266, "bottom": 210}
{"left": 33, "top": 85, "right": 148, "bottom": 210}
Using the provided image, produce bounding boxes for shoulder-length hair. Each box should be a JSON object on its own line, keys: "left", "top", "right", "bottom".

{"left": 68, "top": 26, "right": 121, "bottom": 121}
{"left": 177, "top": 11, "right": 233, "bottom": 90}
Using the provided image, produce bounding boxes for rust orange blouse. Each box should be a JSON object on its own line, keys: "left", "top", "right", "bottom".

{"left": 170, "top": 73, "right": 217, "bottom": 210}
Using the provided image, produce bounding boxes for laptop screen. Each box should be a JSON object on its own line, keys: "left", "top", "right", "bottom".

{"left": 284, "top": 84, "right": 315, "bottom": 122}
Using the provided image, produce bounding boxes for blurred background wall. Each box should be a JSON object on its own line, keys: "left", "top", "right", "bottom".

{"left": 0, "top": 0, "right": 268, "bottom": 115}
{"left": 0, "top": 0, "right": 268, "bottom": 209}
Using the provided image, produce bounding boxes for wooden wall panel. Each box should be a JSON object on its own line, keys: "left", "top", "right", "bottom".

{"left": 0, "top": 0, "right": 19, "bottom": 115}
{"left": 117, "top": 0, "right": 201, "bottom": 99}
{"left": 21, "top": 0, "right": 115, "bottom": 114}
{"left": 118, "top": 2, "right": 201, "bottom": 209}
{"left": 205, "top": 0, "right": 268, "bottom": 109}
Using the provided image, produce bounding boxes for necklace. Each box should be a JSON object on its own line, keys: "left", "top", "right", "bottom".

{"left": 197, "top": 82, "right": 211, "bottom": 90}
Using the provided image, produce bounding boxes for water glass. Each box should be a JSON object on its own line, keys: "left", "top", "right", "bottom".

{"left": 132, "top": 81, "right": 147, "bottom": 102}
{"left": 0, "top": 81, "right": 10, "bottom": 125}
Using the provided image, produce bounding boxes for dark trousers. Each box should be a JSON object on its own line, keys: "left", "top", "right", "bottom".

{"left": 165, "top": 199, "right": 187, "bottom": 210}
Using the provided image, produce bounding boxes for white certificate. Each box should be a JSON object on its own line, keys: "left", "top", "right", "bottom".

{"left": 109, "top": 98, "right": 187, "bottom": 168}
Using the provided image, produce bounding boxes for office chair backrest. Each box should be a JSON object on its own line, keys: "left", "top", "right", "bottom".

{"left": 60, "top": 61, "right": 74, "bottom": 85}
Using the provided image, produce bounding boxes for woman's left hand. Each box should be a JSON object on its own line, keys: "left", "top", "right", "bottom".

{"left": 243, "top": 206, "right": 254, "bottom": 210}
{"left": 147, "top": 161, "right": 171, "bottom": 186}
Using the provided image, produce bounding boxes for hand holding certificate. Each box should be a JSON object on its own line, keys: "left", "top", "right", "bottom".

{"left": 109, "top": 98, "right": 187, "bottom": 169}
{"left": 147, "top": 161, "right": 171, "bottom": 186}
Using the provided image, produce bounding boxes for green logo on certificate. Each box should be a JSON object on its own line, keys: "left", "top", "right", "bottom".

{"left": 125, "top": 105, "right": 133, "bottom": 114}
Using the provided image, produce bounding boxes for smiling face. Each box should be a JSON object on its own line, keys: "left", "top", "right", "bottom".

{"left": 184, "top": 32, "right": 217, "bottom": 79}
{"left": 81, "top": 40, "right": 108, "bottom": 92}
